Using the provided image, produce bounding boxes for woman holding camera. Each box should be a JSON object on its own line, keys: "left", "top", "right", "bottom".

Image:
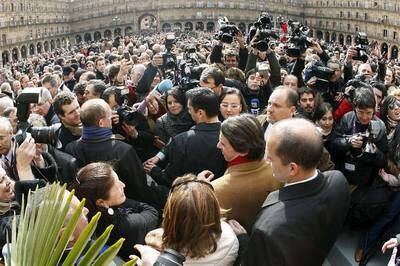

{"left": 72, "top": 162, "right": 159, "bottom": 261}
{"left": 136, "top": 174, "right": 239, "bottom": 266}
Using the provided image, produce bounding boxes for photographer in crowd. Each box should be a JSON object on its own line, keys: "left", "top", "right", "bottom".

{"left": 3, "top": 13, "right": 400, "bottom": 264}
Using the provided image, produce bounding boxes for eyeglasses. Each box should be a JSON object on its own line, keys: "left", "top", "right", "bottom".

{"left": 220, "top": 103, "right": 241, "bottom": 109}
{"left": 389, "top": 101, "right": 400, "bottom": 110}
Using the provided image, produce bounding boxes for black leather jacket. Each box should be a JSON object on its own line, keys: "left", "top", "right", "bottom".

{"left": 331, "top": 111, "right": 389, "bottom": 185}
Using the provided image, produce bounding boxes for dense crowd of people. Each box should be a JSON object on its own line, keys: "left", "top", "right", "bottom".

{"left": 0, "top": 23, "right": 400, "bottom": 265}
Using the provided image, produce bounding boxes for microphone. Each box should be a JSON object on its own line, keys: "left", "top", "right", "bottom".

{"left": 137, "top": 79, "right": 173, "bottom": 113}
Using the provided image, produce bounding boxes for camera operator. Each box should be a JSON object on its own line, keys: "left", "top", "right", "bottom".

{"left": 0, "top": 117, "right": 55, "bottom": 182}
{"left": 242, "top": 43, "right": 281, "bottom": 117}
{"left": 245, "top": 42, "right": 280, "bottom": 85}
{"left": 242, "top": 64, "right": 274, "bottom": 116}
{"left": 325, "top": 58, "right": 352, "bottom": 108}
{"left": 102, "top": 87, "right": 158, "bottom": 161}
{"left": 346, "top": 41, "right": 386, "bottom": 83}
{"left": 289, "top": 39, "right": 330, "bottom": 87}
{"left": 332, "top": 87, "right": 389, "bottom": 187}
{"left": 210, "top": 31, "right": 248, "bottom": 71}
{"left": 27, "top": 114, "right": 58, "bottom": 183}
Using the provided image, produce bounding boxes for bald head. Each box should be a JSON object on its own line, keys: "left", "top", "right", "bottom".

{"left": 80, "top": 99, "right": 110, "bottom": 127}
{"left": 268, "top": 118, "right": 323, "bottom": 170}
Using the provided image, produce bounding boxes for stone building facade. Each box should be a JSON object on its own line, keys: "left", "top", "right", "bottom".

{"left": 1, "top": 0, "right": 400, "bottom": 66}
{"left": 301, "top": 0, "right": 400, "bottom": 59}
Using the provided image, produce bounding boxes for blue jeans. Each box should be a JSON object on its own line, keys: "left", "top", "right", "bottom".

{"left": 360, "top": 190, "right": 400, "bottom": 251}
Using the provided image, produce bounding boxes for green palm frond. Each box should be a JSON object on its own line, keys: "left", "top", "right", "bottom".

{"left": 6, "top": 183, "right": 137, "bottom": 266}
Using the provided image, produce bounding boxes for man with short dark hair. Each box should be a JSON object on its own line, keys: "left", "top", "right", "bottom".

{"left": 296, "top": 86, "right": 316, "bottom": 120}
{"left": 84, "top": 79, "right": 107, "bottom": 100}
{"left": 199, "top": 67, "right": 225, "bottom": 97}
{"left": 224, "top": 50, "right": 240, "bottom": 69}
{"left": 53, "top": 91, "right": 82, "bottom": 151}
{"left": 42, "top": 75, "right": 59, "bottom": 98}
{"left": 95, "top": 57, "right": 106, "bottom": 81}
{"left": 62, "top": 65, "right": 76, "bottom": 91}
{"left": 237, "top": 118, "right": 350, "bottom": 266}
{"left": 66, "top": 99, "right": 167, "bottom": 209}
{"left": 144, "top": 87, "right": 226, "bottom": 186}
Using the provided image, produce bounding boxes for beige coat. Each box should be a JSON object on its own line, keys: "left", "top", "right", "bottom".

{"left": 212, "top": 160, "right": 283, "bottom": 232}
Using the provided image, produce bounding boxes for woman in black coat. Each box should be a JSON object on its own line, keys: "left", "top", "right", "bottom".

{"left": 155, "top": 88, "right": 194, "bottom": 144}
{"left": 72, "top": 162, "right": 159, "bottom": 261}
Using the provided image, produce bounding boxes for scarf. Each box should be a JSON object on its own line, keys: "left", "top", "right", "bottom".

{"left": 63, "top": 122, "right": 83, "bottom": 137}
{"left": 82, "top": 127, "right": 112, "bottom": 141}
{"left": 164, "top": 110, "right": 195, "bottom": 137}
{"left": 227, "top": 155, "right": 251, "bottom": 168}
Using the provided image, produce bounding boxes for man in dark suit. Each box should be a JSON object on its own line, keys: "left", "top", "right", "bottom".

{"left": 66, "top": 99, "right": 168, "bottom": 210}
{"left": 235, "top": 118, "right": 350, "bottom": 266}
{"left": 144, "top": 87, "right": 226, "bottom": 187}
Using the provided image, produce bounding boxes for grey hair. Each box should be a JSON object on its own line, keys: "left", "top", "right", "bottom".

{"left": 0, "top": 117, "right": 12, "bottom": 133}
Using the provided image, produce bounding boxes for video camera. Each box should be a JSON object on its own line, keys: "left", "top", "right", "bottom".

{"left": 105, "top": 86, "right": 143, "bottom": 128}
{"left": 15, "top": 88, "right": 60, "bottom": 146}
{"left": 343, "top": 77, "right": 372, "bottom": 103}
{"left": 215, "top": 17, "right": 240, "bottom": 44}
{"left": 286, "top": 21, "right": 312, "bottom": 57}
{"left": 247, "top": 13, "right": 279, "bottom": 52}
{"left": 354, "top": 32, "right": 369, "bottom": 63}
{"left": 304, "top": 61, "right": 335, "bottom": 93}
{"left": 163, "top": 33, "right": 177, "bottom": 69}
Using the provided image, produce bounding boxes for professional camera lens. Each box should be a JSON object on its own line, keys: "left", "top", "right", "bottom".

{"left": 30, "top": 124, "right": 61, "bottom": 144}
{"left": 255, "top": 41, "right": 269, "bottom": 52}
{"left": 153, "top": 249, "right": 185, "bottom": 266}
{"left": 220, "top": 33, "right": 234, "bottom": 44}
